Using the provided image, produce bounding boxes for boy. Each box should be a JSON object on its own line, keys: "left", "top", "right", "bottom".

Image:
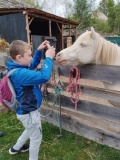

{"left": 7, "top": 40, "right": 55, "bottom": 160}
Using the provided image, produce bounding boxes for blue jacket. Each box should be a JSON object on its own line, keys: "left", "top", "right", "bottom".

{"left": 7, "top": 50, "right": 53, "bottom": 115}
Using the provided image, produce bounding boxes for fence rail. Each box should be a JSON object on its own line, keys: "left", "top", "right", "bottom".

{"left": 41, "top": 63, "right": 120, "bottom": 150}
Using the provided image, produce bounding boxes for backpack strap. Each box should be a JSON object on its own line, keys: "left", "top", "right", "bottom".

{"left": 7, "top": 68, "right": 17, "bottom": 77}
{"left": 7, "top": 68, "right": 29, "bottom": 105}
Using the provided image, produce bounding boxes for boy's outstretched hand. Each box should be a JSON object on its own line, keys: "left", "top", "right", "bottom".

{"left": 37, "top": 40, "right": 50, "bottom": 51}
{"left": 37, "top": 40, "right": 55, "bottom": 59}
{"left": 45, "top": 46, "right": 55, "bottom": 59}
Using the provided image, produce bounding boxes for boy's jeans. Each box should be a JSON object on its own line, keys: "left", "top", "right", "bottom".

{"left": 13, "top": 109, "right": 42, "bottom": 160}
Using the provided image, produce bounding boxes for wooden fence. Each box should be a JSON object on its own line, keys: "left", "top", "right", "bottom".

{"left": 40, "top": 62, "right": 120, "bottom": 150}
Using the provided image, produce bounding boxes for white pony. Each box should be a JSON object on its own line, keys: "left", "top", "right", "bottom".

{"left": 56, "top": 27, "right": 120, "bottom": 107}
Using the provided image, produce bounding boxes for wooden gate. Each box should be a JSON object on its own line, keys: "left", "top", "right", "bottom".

{"left": 40, "top": 62, "right": 120, "bottom": 150}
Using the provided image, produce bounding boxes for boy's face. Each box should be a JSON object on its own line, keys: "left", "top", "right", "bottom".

{"left": 19, "top": 49, "right": 33, "bottom": 67}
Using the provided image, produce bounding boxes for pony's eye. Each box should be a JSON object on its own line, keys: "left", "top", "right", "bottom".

{"left": 80, "top": 43, "right": 86, "bottom": 47}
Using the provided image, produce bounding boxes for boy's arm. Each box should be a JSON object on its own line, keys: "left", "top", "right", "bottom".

{"left": 29, "top": 40, "right": 50, "bottom": 70}
{"left": 12, "top": 46, "right": 55, "bottom": 86}
{"left": 29, "top": 50, "right": 43, "bottom": 70}
{"left": 16, "top": 57, "right": 53, "bottom": 85}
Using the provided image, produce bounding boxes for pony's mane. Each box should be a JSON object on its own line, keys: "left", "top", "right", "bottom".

{"left": 95, "top": 34, "right": 119, "bottom": 65}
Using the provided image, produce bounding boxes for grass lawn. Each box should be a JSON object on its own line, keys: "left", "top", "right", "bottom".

{"left": 0, "top": 111, "right": 120, "bottom": 160}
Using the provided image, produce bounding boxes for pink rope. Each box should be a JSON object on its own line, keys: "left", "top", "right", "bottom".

{"left": 65, "top": 66, "right": 82, "bottom": 110}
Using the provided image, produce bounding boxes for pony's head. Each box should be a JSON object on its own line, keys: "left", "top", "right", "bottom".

{"left": 56, "top": 27, "right": 100, "bottom": 66}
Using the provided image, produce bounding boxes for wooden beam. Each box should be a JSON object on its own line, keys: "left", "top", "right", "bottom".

{"left": 47, "top": 82, "right": 120, "bottom": 103}
{"left": 55, "top": 63, "right": 120, "bottom": 84}
{"left": 64, "top": 26, "right": 76, "bottom": 29}
{"left": 41, "top": 61, "right": 120, "bottom": 84}
{"left": 46, "top": 92, "right": 120, "bottom": 121}
{"left": 28, "top": 17, "right": 34, "bottom": 26}
{"left": 23, "top": 11, "right": 31, "bottom": 44}
{"left": 69, "top": 25, "right": 71, "bottom": 37}
{"left": 56, "top": 23, "right": 62, "bottom": 33}
{"left": 75, "top": 27, "right": 77, "bottom": 39}
{"left": 25, "top": 12, "right": 78, "bottom": 26}
{"left": 62, "top": 24, "right": 64, "bottom": 49}
{"left": 49, "top": 20, "right": 52, "bottom": 36}
{"left": 41, "top": 107, "right": 120, "bottom": 150}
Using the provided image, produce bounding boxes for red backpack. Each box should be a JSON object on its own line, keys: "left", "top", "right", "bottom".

{"left": 0, "top": 69, "right": 19, "bottom": 111}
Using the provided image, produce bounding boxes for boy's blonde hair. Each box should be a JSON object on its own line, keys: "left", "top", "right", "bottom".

{"left": 9, "top": 40, "right": 32, "bottom": 60}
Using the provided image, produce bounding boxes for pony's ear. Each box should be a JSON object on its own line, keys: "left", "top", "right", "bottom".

{"left": 91, "top": 27, "right": 97, "bottom": 39}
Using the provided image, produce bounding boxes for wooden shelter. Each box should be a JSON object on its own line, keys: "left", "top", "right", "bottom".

{"left": 0, "top": 0, "right": 78, "bottom": 53}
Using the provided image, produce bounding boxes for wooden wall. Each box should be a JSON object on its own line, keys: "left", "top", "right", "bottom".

{"left": 0, "top": 13, "right": 27, "bottom": 43}
{"left": 40, "top": 63, "right": 120, "bottom": 150}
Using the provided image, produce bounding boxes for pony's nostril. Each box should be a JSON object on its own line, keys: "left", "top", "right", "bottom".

{"left": 57, "top": 52, "right": 61, "bottom": 58}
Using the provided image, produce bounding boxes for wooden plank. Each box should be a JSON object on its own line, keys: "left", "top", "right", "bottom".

{"left": 69, "top": 25, "right": 71, "bottom": 37}
{"left": 56, "top": 83, "right": 120, "bottom": 103}
{"left": 48, "top": 82, "right": 120, "bottom": 103}
{"left": 56, "top": 23, "right": 62, "bottom": 33}
{"left": 81, "top": 85, "right": 120, "bottom": 101}
{"left": 26, "top": 12, "right": 76, "bottom": 26}
{"left": 51, "top": 62, "right": 120, "bottom": 83}
{"left": 75, "top": 27, "right": 77, "bottom": 39}
{"left": 23, "top": 11, "right": 31, "bottom": 44}
{"left": 62, "top": 24, "right": 64, "bottom": 49}
{"left": 49, "top": 20, "right": 52, "bottom": 36}
{"left": 41, "top": 102, "right": 120, "bottom": 133}
{"left": 45, "top": 92, "right": 120, "bottom": 121}
{"left": 40, "top": 107, "right": 120, "bottom": 150}
{"left": 0, "top": 13, "right": 27, "bottom": 43}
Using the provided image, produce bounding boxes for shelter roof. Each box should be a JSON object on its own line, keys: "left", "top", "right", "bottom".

{"left": 0, "top": 0, "right": 78, "bottom": 26}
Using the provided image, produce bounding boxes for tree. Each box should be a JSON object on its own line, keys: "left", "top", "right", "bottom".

{"left": 106, "top": 0, "right": 116, "bottom": 31}
{"left": 90, "top": 16, "right": 112, "bottom": 33}
{"left": 69, "top": 0, "right": 95, "bottom": 30}
{"left": 114, "top": 2, "right": 120, "bottom": 34}
{"left": 99, "top": 0, "right": 108, "bottom": 15}
{"left": 97, "top": 0, "right": 119, "bottom": 33}
{"left": 61, "top": 0, "right": 74, "bottom": 18}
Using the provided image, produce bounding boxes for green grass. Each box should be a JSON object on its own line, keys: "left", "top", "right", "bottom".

{"left": 0, "top": 112, "right": 120, "bottom": 160}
